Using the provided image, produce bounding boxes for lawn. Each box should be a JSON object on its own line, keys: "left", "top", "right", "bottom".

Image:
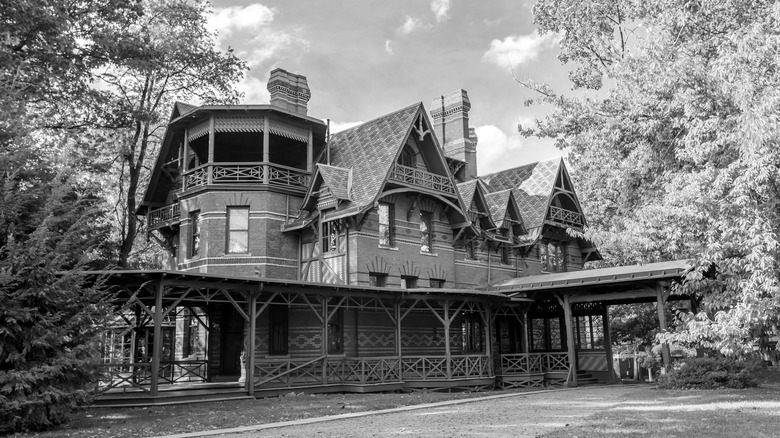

{"left": 12, "top": 389, "right": 525, "bottom": 438}
{"left": 541, "top": 370, "right": 780, "bottom": 438}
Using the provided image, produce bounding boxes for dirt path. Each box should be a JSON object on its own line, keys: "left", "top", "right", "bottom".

{"left": 210, "top": 386, "right": 635, "bottom": 438}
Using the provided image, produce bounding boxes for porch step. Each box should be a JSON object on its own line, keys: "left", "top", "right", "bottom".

{"left": 95, "top": 385, "right": 250, "bottom": 408}
{"left": 575, "top": 370, "right": 600, "bottom": 386}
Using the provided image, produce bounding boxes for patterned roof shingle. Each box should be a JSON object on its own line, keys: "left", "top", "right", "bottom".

{"left": 480, "top": 158, "right": 561, "bottom": 231}
{"left": 456, "top": 180, "right": 479, "bottom": 207}
{"left": 484, "top": 189, "right": 512, "bottom": 225}
{"left": 317, "top": 164, "right": 351, "bottom": 200}
{"left": 325, "top": 103, "right": 421, "bottom": 213}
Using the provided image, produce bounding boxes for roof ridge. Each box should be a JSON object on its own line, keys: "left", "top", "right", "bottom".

{"left": 330, "top": 102, "right": 422, "bottom": 137}
{"left": 479, "top": 157, "right": 561, "bottom": 180}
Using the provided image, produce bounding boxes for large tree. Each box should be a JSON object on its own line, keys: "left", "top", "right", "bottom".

{"left": 95, "top": 0, "right": 246, "bottom": 268}
{"left": 522, "top": 0, "right": 780, "bottom": 356}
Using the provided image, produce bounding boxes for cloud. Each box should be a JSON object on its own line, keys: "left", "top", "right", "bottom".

{"left": 207, "top": 4, "right": 277, "bottom": 42}
{"left": 235, "top": 75, "right": 271, "bottom": 104}
{"left": 431, "top": 0, "right": 451, "bottom": 23}
{"left": 397, "top": 15, "right": 425, "bottom": 35}
{"left": 385, "top": 40, "right": 394, "bottom": 55}
{"left": 481, "top": 31, "right": 558, "bottom": 70}
{"left": 329, "top": 121, "right": 364, "bottom": 133}
{"left": 475, "top": 122, "right": 561, "bottom": 174}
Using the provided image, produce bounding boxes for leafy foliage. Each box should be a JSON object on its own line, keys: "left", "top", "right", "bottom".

{"left": 524, "top": 0, "right": 780, "bottom": 356}
{"left": 657, "top": 357, "right": 759, "bottom": 389}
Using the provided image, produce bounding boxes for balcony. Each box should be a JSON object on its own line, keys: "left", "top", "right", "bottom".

{"left": 147, "top": 203, "right": 181, "bottom": 231}
{"left": 182, "top": 162, "right": 309, "bottom": 192}
{"left": 388, "top": 163, "right": 456, "bottom": 196}
{"left": 549, "top": 205, "right": 583, "bottom": 228}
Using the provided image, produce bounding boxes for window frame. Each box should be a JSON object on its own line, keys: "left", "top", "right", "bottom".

{"left": 420, "top": 210, "right": 433, "bottom": 253}
{"left": 327, "top": 308, "right": 344, "bottom": 354}
{"left": 401, "top": 276, "right": 418, "bottom": 289}
{"left": 378, "top": 202, "right": 394, "bottom": 247}
{"left": 369, "top": 272, "right": 388, "bottom": 287}
{"left": 268, "top": 304, "right": 288, "bottom": 356}
{"left": 189, "top": 211, "right": 201, "bottom": 258}
{"left": 461, "top": 314, "right": 483, "bottom": 353}
{"left": 226, "top": 206, "right": 250, "bottom": 254}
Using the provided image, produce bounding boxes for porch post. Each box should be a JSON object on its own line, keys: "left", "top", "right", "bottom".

{"left": 321, "top": 295, "right": 328, "bottom": 384}
{"left": 206, "top": 115, "right": 215, "bottom": 185}
{"left": 150, "top": 280, "right": 164, "bottom": 396}
{"left": 522, "top": 305, "right": 530, "bottom": 353}
{"left": 562, "top": 293, "right": 578, "bottom": 387}
{"left": 483, "top": 303, "right": 493, "bottom": 377}
{"left": 444, "top": 299, "right": 452, "bottom": 379}
{"left": 263, "top": 116, "right": 270, "bottom": 184}
{"left": 394, "top": 300, "right": 402, "bottom": 358}
{"left": 602, "top": 303, "right": 616, "bottom": 382}
{"left": 656, "top": 286, "right": 671, "bottom": 372}
{"left": 247, "top": 290, "right": 258, "bottom": 396}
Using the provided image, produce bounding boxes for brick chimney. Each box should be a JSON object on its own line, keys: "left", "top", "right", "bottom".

{"left": 267, "top": 68, "right": 311, "bottom": 116}
{"left": 430, "top": 90, "right": 477, "bottom": 181}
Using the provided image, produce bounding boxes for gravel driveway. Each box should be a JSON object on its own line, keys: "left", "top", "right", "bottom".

{"left": 208, "top": 386, "right": 635, "bottom": 438}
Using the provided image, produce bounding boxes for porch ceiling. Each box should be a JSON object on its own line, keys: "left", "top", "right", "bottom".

{"left": 489, "top": 259, "right": 692, "bottom": 297}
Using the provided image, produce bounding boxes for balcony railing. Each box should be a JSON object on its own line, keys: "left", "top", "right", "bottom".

{"left": 497, "top": 353, "right": 570, "bottom": 376}
{"left": 183, "top": 162, "right": 309, "bottom": 191}
{"left": 549, "top": 205, "right": 583, "bottom": 228}
{"left": 388, "top": 163, "right": 456, "bottom": 195}
{"left": 147, "top": 203, "right": 181, "bottom": 231}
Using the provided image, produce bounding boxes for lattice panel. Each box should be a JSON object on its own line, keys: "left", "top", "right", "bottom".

{"left": 549, "top": 318, "right": 561, "bottom": 349}
{"left": 215, "top": 115, "right": 263, "bottom": 132}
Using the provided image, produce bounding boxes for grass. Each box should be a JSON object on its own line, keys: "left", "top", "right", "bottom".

{"left": 541, "top": 368, "right": 780, "bottom": 438}
{"left": 12, "top": 389, "right": 527, "bottom": 438}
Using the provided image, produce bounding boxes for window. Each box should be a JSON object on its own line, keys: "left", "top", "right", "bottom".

{"left": 227, "top": 206, "right": 249, "bottom": 253}
{"left": 461, "top": 314, "right": 483, "bottom": 353}
{"left": 420, "top": 211, "right": 433, "bottom": 252}
{"left": 575, "top": 315, "right": 605, "bottom": 350}
{"left": 465, "top": 240, "right": 476, "bottom": 259}
{"left": 322, "top": 222, "right": 340, "bottom": 253}
{"left": 189, "top": 211, "right": 200, "bottom": 258}
{"left": 269, "top": 304, "right": 288, "bottom": 355}
{"left": 401, "top": 276, "right": 418, "bottom": 289}
{"left": 182, "top": 309, "right": 198, "bottom": 357}
{"left": 327, "top": 308, "right": 344, "bottom": 354}
{"left": 399, "top": 145, "right": 416, "bottom": 167}
{"left": 531, "top": 317, "right": 563, "bottom": 351}
{"left": 540, "top": 240, "right": 567, "bottom": 272}
{"left": 429, "top": 279, "right": 445, "bottom": 288}
{"left": 369, "top": 273, "right": 387, "bottom": 287}
{"left": 378, "top": 202, "right": 394, "bottom": 246}
{"left": 501, "top": 245, "right": 510, "bottom": 264}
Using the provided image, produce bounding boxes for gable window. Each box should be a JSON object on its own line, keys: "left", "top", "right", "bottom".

{"left": 540, "top": 240, "right": 566, "bottom": 272}
{"left": 269, "top": 304, "right": 288, "bottom": 356}
{"left": 227, "top": 207, "right": 249, "bottom": 253}
{"left": 461, "top": 314, "right": 483, "bottom": 353}
{"left": 420, "top": 211, "right": 433, "bottom": 253}
{"left": 189, "top": 211, "right": 200, "bottom": 258}
{"left": 401, "top": 276, "right": 418, "bottom": 289}
{"left": 378, "top": 203, "right": 394, "bottom": 247}
{"left": 399, "top": 145, "right": 416, "bottom": 168}
{"left": 327, "top": 308, "right": 344, "bottom": 354}
{"left": 322, "top": 222, "right": 340, "bottom": 253}
{"left": 369, "top": 272, "right": 387, "bottom": 287}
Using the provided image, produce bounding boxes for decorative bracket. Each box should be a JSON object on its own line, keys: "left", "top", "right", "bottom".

{"left": 412, "top": 113, "right": 431, "bottom": 141}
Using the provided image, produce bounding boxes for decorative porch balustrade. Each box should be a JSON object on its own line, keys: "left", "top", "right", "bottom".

{"left": 497, "top": 353, "right": 570, "bottom": 375}
{"left": 388, "top": 163, "right": 456, "bottom": 195}
{"left": 548, "top": 205, "right": 583, "bottom": 228}
{"left": 97, "top": 360, "right": 208, "bottom": 392}
{"left": 183, "top": 162, "right": 309, "bottom": 191}
{"left": 147, "top": 203, "right": 181, "bottom": 230}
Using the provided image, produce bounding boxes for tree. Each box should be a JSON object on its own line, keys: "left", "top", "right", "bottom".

{"left": 95, "top": 0, "right": 246, "bottom": 268}
{"left": 521, "top": 0, "right": 780, "bottom": 356}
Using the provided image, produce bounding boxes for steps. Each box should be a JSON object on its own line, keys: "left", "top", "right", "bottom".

{"left": 575, "top": 370, "right": 600, "bottom": 386}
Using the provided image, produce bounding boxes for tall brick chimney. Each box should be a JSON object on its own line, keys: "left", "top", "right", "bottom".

{"left": 431, "top": 90, "right": 477, "bottom": 181}
{"left": 267, "top": 68, "right": 311, "bottom": 116}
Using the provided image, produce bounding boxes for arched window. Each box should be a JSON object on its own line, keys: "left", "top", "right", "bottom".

{"left": 398, "top": 145, "right": 416, "bottom": 168}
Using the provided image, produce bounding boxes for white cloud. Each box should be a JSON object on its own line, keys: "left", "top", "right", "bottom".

{"left": 235, "top": 75, "right": 271, "bottom": 104}
{"left": 208, "top": 4, "right": 277, "bottom": 42}
{"left": 481, "top": 31, "right": 558, "bottom": 70}
{"left": 329, "top": 121, "right": 364, "bottom": 133}
{"left": 385, "top": 40, "right": 394, "bottom": 55}
{"left": 397, "top": 15, "right": 424, "bottom": 35}
{"left": 475, "top": 122, "right": 561, "bottom": 174}
{"left": 431, "top": 0, "right": 451, "bottom": 23}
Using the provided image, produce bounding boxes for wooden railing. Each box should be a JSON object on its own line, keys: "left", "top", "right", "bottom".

{"left": 97, "top": 360, "right": 208, "bottom": 392}
{"left": 388, "top": 163, "right": 456, "bottom": 195}
{"left": 147, "top": 203, "right": 181, "bottom": 230}
{"left": 183, "top": 162, "right": 309, "bottom": 191}
{"left": 497, "top": 353, "right": 570, "bottom": 375}
{"left": 326, "top": 357, "right": 402, "bottom": 385}
{"left": 451, "top": 355, "right": 491, "bottom": 378}
{"left": 548, "top": 205, "right": 583, "bottom": 227}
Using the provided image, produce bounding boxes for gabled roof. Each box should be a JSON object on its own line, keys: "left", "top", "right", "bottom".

{"left": 456, "top": 180, "right": 479, "bottom": 208}
{"left": 484, "top": 189, "right": 512, "bottom": 225}
{"left": 318, "top": 164, "right": 352, "bottom": 200}
{"left": 480, "top": 158, "right": 561, "bottom": 231}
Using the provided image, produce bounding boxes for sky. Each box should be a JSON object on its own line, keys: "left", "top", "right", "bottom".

{"left": 207, "top": 0, "right": 575, "bottom": 175}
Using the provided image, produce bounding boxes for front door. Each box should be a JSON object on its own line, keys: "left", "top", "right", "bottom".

{"left": 496, "top": 317, "right": 523, "bottom": 355}
{"left": 220, "top": 304, "right": 244, "bottom": 378}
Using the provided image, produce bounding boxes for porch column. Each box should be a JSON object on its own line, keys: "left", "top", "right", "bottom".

{"left": 483, "top": 303, "right": 493, "bottom": 376}
{"left": 444, "top": 299, "right": 452, "bottom": 379}
{"left": 263, "top": 116, "right": 270, "bottom": 184}
{"left": 394, "top": 300, "right": 402, "bottom": 359}
{"left": 207, "top": 115, "right": 215, "bottom": 184}
{"left": 150, "top": 280, "right": 164, "bottom": 396}
{"left": 562, "top": 293, "right": 578, "bottom": 387}
{"left": 522, "top": 306, "right": 530, "bottom": 353}
{"left": 321, "top": 295, "right": 328, "bottom": 384}
{"left": 656, "top": 286, "right": 671, "bottom": 372}
{"left": 247, "top": 290, "right": 258, "bottom": 396}
{"left": 602, "top": 303, "right": 616, "bottom": 382}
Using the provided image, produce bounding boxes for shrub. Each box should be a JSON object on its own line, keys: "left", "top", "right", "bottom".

{"left": 657, "top": 357, "right": 759, "bottom": 389}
